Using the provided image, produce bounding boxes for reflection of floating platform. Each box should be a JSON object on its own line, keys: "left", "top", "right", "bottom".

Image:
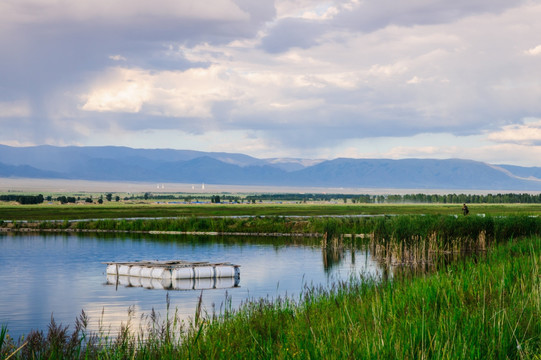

{"left": 106, "top": 274, "right": 240, "bottom": 291}
{"left": 105, "top": 260, "right": 241, "bottom": 280}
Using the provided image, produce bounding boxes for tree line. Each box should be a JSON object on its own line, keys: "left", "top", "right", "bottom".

{"left": 246, "top": 192, "right": 541, "bottom": 204}
{"left": 0, "top": 194, "right": 44, "bottom": 204}
{"left": 381, "top": 193, "right": 541, "bottom": 204}
{"left": 3, "top": 192, "right": 541, "bottom": 205}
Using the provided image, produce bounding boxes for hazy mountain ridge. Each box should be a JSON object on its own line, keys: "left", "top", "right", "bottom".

{"left": 1, "top": 145, "right": 541, "bottom": 190}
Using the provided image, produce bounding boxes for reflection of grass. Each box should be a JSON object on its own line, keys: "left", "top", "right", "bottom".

{"left": 2, "top": 203, "right": 541, "bottom": 221}
{"left": 2, "top": 237, "right": 540, "bottom": 358}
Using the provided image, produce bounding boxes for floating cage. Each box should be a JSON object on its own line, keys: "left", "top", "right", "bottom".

{"left": 104, "top": 260, "right": 240, "bottom": 291}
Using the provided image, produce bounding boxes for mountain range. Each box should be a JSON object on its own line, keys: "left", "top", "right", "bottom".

{"left": 1, "top": 145, "right": 541, "bottom": 190}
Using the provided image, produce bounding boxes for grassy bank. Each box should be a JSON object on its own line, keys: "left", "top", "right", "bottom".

{"left": 2, "top": 203, "right": 541, "bottom": 221}
{"left": 177, "top": 236, "right": 541, "bottom": 359}
{"left": 5, "top": 213, "right": 541, "bottom": 243}
{"left": 2, "top": 235, "right": 540, "bottom": 359}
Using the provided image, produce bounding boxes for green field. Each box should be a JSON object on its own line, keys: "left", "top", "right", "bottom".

{"left": 1, "top": 202, "right": 541, "bottom": 221}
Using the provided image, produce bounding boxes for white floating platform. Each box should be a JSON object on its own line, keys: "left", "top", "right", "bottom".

{"left": 106, "top": 274, "right": 240, "bottom": 291}
{"left": 104, "top": 260, "right": 240, "bottom": 281}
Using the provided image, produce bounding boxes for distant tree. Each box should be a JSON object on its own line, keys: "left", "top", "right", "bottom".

{"left": 98, "top": 198, "right": 103, "bottom": 204}
{"left": 46, "top": 196, "right": 52, "bottom": 202}
{"left": 144, "top": 192, "right": 150, "bottom": 200}
{"left": 115, "top": 195, "right": 120, "bottom": 202}
{"left": 85, "top": 197, "right": 93, "bottom": 203}
{"left": 14, "top": 194, "right": 44, "bottom": 205}
{"left": 106, "top": 193, "right": 113, "bottom": 202}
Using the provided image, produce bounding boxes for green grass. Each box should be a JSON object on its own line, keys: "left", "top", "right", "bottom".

{"left": 2, "top": 202, "right": 541, "bottom": 221}
{"left": 180, "top": 236, "right": 540, "bottom": 359}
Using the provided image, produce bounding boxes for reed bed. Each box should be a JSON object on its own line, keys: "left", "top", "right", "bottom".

{"left": 182, "top": 236, "right": 540, "bottom": 359}
{"left": 4, "top": 213, "right": 538, "bottom": 237}
{"left": 7, "top": 215, "right": 541, "bottom": 266}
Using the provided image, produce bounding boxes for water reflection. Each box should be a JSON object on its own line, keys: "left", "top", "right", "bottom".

{"left": 0, "top": 232, "right": 382, "bottom": 340}
{"left": 105, "top": 274, "right": 240, "bottom": 291}
{"left": 0, "top": 231, "right": 480, "bottom": 340}
{"left": 322, "top": 245, "right": 347, "bottom": 273}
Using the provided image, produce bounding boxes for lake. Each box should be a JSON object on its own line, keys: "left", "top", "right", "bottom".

{"left": 0, "top": 232, "right": 382, "bottom": 340}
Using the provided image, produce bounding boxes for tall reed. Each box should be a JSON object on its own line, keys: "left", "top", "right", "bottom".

{"left": 174, "top": 236, "right": 541, "bottom": 359}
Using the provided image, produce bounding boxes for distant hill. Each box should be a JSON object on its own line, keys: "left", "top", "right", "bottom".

{"left": 290, "top": 158, "right": 541, "bottom": 189}
{"left": 0, "top": 161, "right": 63, "bottom": 179}
{"left": 496, "top": 164, "right": 541, "bottom": 181}
{"left": 1, "top": 145, "right": 541, "bottom": 190}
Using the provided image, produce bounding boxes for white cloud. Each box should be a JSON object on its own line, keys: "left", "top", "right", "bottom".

{"left": 82, "top": 65, "right": 242, "bottom": 118}
{"left": 486, "top": 119, "right": 541, "bottom": 145}
{"left": 81, "top": 68, "right": 152, "bottom": 113}
{"left": 109, "top": 55, "right": 127, "bottom": 62}
{"left": 525, "top": 44, "right": 541, "bottom": 56}
{"left": 80, "top": 55, "right": 363, "bottom": 121}
{"left": 275, "top": 0, "right": 337, "bottom": 19}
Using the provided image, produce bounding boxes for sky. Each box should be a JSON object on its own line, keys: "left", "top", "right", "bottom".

{"left": 2, "top": 0, "right": 541, "bottom": 166}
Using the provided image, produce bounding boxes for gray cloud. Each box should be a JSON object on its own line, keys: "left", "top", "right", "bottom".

{"left": 0, "top": 0, "right": 274, "bottom": 143}
{"left": 333, "top": 0, "right": 525, "bottom": 32}
{"left": 260, "top": 18, "right": 327, "bottom": 53}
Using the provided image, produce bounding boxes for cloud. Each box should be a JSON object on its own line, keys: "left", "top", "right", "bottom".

{"left": 0, "top": 0, "right": 274, "bottom": 143}
{"left": 525, "top": 44, "right": 541, "bottom": 56}
{"left": 81, "top": 66, "right": 235, "bottom": 119}
{"left": 260, "top": 18, "right": 327, "bottom": 53}
{"left": 275, "top": 0, "right": 341, "bottom": 20}
{"left": 69, "top": 1, "right": 541, "bottom": 157}
{"left": 109, "top": 55, "right": 127, "bottom": 62}
{"left": 486, "top": 119, "right": 541, "bottom": 145}
{"left": 332, "top": 0, "right": 525, "bottom": 33}
{"left": 1, "top": 0, "right": 251, "bottom": 26}
{"left": 2, "top": 0, "right": 541, "bottom": 167}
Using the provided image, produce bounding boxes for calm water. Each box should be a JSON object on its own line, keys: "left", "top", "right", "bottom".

{"left": 0, "top": 232, "right": 382, "bottom": 339}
